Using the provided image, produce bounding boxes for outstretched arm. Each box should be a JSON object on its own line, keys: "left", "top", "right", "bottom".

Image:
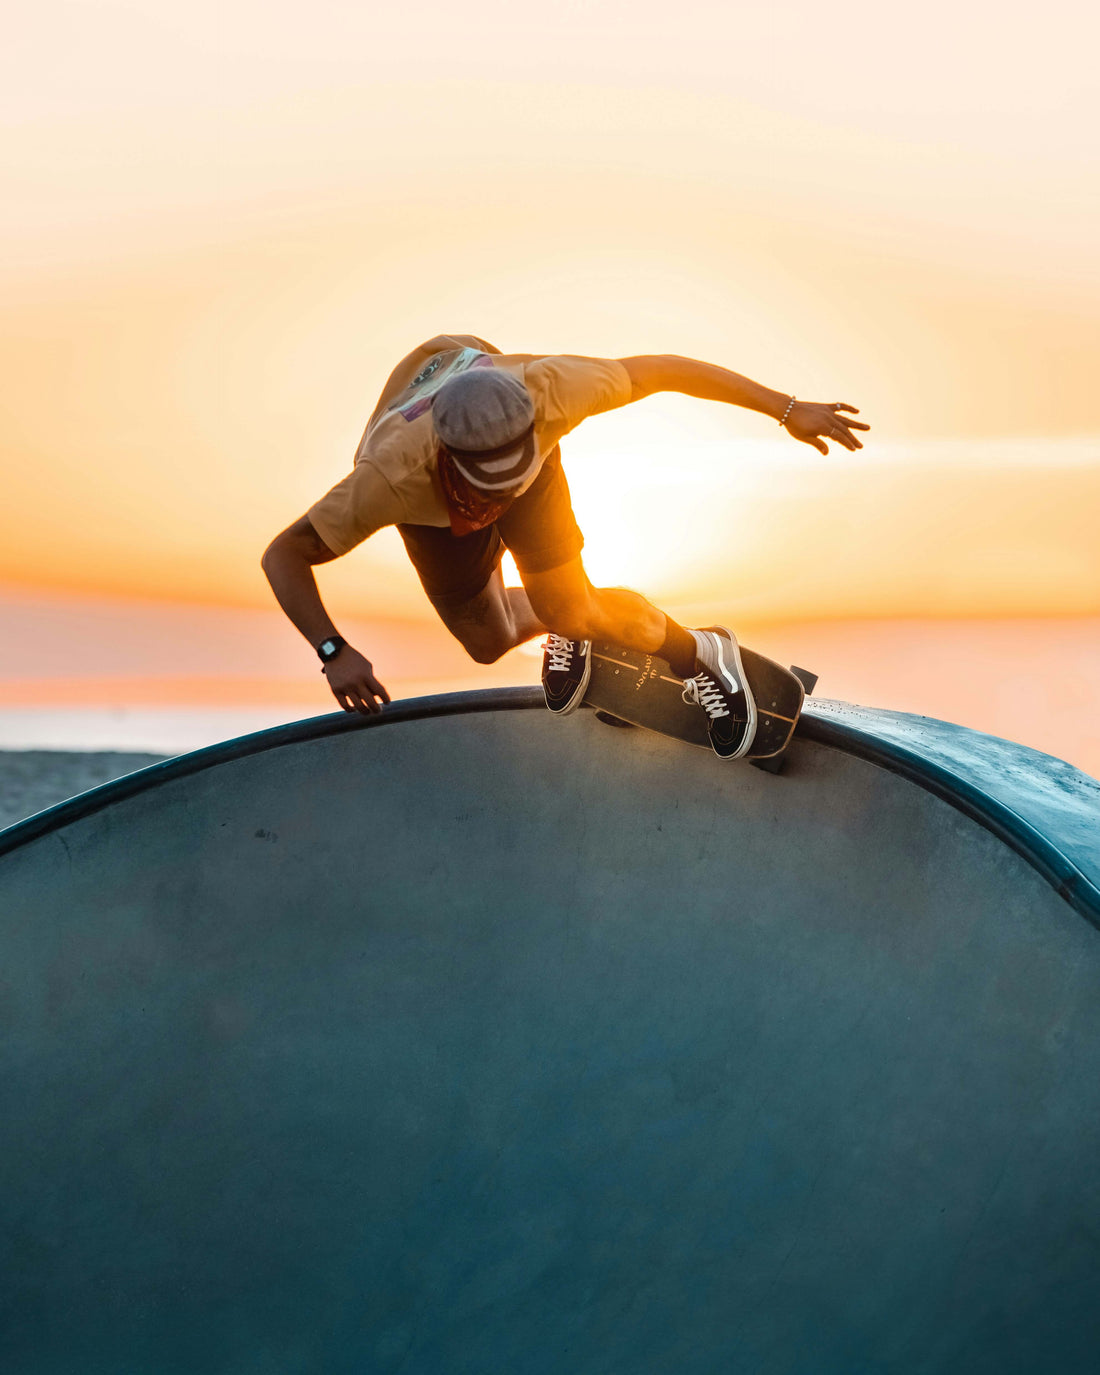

{"left": 618, "top": 354, "right": 870, "bottom": 455}
{"left": 261, "top": 515, "right": 390, "bottom": 715}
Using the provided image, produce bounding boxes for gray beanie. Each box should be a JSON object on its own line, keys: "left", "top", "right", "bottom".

{"left": 432, "top": 367, "right": 539, "bottom": 492}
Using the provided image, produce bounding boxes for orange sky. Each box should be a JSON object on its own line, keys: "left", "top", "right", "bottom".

{"left": 2, "top": 2, "right": 1098, "bottom": 623}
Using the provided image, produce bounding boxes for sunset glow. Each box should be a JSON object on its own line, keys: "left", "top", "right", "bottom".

{"left": 2, "top": 1, "right": 1098, "bottom": 769}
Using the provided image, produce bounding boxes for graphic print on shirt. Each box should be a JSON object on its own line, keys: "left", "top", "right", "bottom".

{"left": 389, "top": 347, "right": 495, "bottom": 423}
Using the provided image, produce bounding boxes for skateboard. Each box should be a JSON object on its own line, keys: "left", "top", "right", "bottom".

{"left": 583, "top": 639, "right": 817, "bottom": 773}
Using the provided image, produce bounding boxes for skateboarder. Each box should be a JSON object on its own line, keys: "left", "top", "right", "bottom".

{"left": 262, "top": 334, "right": 868, "bottom": 759}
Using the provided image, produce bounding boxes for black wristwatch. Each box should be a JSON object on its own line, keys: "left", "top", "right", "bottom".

{"left": 316, "top": 634, "right": 347, "bottom": 666}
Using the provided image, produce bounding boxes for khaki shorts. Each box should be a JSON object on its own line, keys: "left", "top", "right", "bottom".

{"left": 397, "top": 447, "right": 584, "bottom": 606}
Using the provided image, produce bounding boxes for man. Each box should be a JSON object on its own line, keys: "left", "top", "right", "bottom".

{"left": 262, "top": 333, "right": 868, "bottom": 759}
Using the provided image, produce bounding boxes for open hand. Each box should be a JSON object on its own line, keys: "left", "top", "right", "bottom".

{"left": 322, "top": 646, "right": 391, "bottom": 715}
{"left": 785, "top": 401, "right": 870, "bottom": 455}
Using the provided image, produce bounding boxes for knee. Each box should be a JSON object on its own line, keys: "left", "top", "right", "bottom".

{"left": 465, "top": 640, "right": 507, "bottom": 665}
{"left": 454, "top": 628, "right": 512, "bottom": 664}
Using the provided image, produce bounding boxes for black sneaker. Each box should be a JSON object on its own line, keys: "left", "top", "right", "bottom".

{"left": 541, "top": 635, "right": 592, "bottom": 715}
{"left": 681, "top": 626, "right": 757, "bottom": 759}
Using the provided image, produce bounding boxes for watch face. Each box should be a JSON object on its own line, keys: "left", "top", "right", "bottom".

{"left": 321, "top": 640, "right": 335, "bottom": 657}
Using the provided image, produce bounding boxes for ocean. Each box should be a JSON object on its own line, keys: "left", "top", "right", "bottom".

{"left": 1, "top": 613, "right": 1097, "bottom": 839}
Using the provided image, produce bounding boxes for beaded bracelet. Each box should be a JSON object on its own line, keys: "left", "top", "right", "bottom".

{"left": 778, "top": 395, "right": 796, "bottom": 426}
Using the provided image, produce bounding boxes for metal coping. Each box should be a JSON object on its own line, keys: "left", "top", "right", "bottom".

{"left": 1, "top": 687, "right": 1097, "bottom": 928}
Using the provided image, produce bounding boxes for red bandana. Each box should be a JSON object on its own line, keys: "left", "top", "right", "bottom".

{"left": 437, "top": 448, "right": 514, "bottom": 536}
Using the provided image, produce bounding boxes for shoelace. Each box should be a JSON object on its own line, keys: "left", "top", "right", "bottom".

{"left": 682, "top": 673, "right": 730, "bottom": 721}
{"left": 544, "top": 634, "right": 575, "bottom": 673}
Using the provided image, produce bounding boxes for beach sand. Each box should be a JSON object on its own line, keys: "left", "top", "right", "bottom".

{"left": 0, "top": 750, "right": 167, "bottom": 833}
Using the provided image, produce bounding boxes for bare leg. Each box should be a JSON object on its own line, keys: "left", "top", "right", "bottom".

{"left": 505, "top": 585, "right": 546, "bottom": 646}
{"left": 430, "top": 567, "right": 547, "bottom": 664}
{"left": 521, "top": 556, "right": 666, "bottom": 654}
{"left": 581, "top": 586, "right": 666, "bottom": 650}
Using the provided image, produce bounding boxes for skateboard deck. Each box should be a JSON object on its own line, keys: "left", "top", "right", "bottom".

{"left": 584, "top": 640, "right": 816, "bottom": 769}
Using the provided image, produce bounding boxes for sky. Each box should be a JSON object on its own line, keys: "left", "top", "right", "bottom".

{"left": 1, "top": 1, "right": 1098, "bottom": 762}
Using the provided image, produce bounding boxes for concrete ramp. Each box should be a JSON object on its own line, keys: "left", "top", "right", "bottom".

{"left": 2, "top": 689, "right": 1099, "bottom": 1373}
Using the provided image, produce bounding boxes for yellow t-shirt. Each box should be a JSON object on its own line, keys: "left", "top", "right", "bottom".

{"left": 307, "top": 334, "right": 633, "bottom": 556}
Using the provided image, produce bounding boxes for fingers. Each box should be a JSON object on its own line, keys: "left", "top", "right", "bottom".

{"left": 792, "top": 401, "right": 870, "bottom": 455}
{"left": 831, "top": 423, "right": 863, "bottom": 452}
{"left": 822, "top": 406, "right": 865, "bottom": 450}
{"left": 813, "top": 420, "right": 857, "bottom": 452}
{"left": 326, "top": 673, "right": 390, "bottom": 715}
{"left": 367, "top": 675, "right": 392, "bottom": 706}
{"left": 833, "top": 402, "right": 871, "bottom": 431}
{"left": 335, "top": 687, "right": 382, "bottom": 716}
